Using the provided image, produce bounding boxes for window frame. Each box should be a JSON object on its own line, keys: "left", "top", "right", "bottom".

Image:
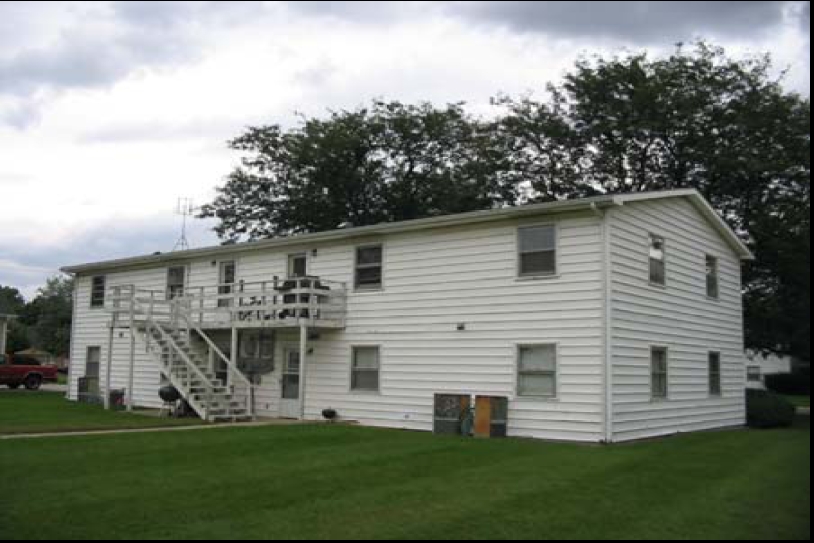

{"left": 650, "top": 346, "right": 669, "bottom": 401}
{"left": 349, "top": 344, "right": 381, "bottom": 393}
{"left": 166, "top": 265, "right": 187, "bottom": 300}
{"left": 746, "top": 365, "right": 762, "bottom": 383}
{"left": 708, "top": 351, "right": 722, "bottom": 397}
{"left": 516, "top": 343, "right": 559, "bottom": 400}
{"left": 287, "top": 253, "right": 308, "bottom": 279}
{"left": 516, "top": 223, "right": 559, "bottom": 279}
{"left": 353, "top": 243, "right": 384, "bottom": 292}
{"left": 705, "top": 254, "right": 720, "bottom": 299}
{"left": 217, "top": 260, "right": 237, "bottom": 308}
{"left": 648, "top": 233, "right": 667, "bottom": 287}
{"left": 89, "top": 275, "right": 106, "bottom": 309}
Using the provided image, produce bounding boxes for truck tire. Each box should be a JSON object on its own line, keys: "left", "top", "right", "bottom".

{"left": 7, "top": 383, "right": 21, "bottom": 390}
{"left": 24, "top": 375, "right": 42, "bottom": 391}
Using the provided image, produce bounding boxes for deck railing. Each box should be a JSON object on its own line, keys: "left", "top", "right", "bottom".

{"left": 109, "top": 277, "right": 348, "bottom": 329}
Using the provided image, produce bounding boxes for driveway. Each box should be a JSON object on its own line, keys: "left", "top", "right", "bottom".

{"left": 0, "top": 384, "right": 66, "bottom": 394}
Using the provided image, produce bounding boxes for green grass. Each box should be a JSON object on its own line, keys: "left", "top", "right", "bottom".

{"left": 0, "top": 391, "right": 203, "bottom": 435}
{"left": 0, "top": 417, "right": 809, "bottom": 540}
{"left": 782, "top": 395, "right": 810, "bottom": 408}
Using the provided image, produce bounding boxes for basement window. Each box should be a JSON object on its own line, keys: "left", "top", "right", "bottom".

{"left": 351, "top": 346, "right": 380, "bottom": 392}
{"left": 517, "top": 344, "right": 557, "bottom": 398}
{"left": 90, "top": 275, "right": 106, "bottom": 309}
{"left": 518, "top": 225, "right": 557, "bottom": 277}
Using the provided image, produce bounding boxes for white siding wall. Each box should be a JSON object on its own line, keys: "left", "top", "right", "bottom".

{"left": 608, "top": 198, "right": 746, "bottom": 442}
{"left": 69, "top": 212, "right": 606, "bottom": 441}
{"left": 69, "top": 268, "right": 169, "bottom": 408}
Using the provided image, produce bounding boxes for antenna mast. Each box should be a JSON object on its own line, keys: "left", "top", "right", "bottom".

{"left": 173, "top": 197, "right": 197, "bottom": 252}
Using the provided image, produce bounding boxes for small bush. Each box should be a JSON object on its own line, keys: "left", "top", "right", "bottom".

{"left": 746, "top": 389, "right": 796, "bottom": 429}
{"left": 765, "top": 370, "right": 810, "bottom": 396}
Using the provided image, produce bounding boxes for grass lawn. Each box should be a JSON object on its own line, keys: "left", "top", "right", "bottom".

{"left": 0, "top": 417, "right": 808, "bottom": 539}
{"left": 0, "top": 391, "right": 203, "bottom": 435}
{"left": 782, "top": 395, "right": 811, "bottom": 408}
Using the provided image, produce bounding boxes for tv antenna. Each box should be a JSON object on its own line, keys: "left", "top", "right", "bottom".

{"left": 172, "top": 197, "right": 198, "bottom": 252}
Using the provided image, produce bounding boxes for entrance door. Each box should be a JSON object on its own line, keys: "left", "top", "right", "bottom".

{"left": 279, "top": 348, "right": 301, "bottom": 418}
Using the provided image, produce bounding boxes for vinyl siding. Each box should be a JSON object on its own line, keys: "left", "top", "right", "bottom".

{"left": 608, "top": 198, "right": 746, "bottom": 441}
{"left": 69, "top": 211, "right": 606, "bottom": 441}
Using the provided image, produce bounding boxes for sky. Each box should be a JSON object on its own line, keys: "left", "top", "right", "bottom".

{"left": 0, "top": 1, "right": 810, "bottom": 298}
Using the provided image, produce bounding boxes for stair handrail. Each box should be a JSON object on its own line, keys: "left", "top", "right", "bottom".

{"left": 174, "top": 300, "right": 254, "bottom": 418}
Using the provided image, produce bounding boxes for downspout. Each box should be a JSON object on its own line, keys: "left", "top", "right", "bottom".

{"left": 590, "top": 200, "right": 620, "bottom": 444}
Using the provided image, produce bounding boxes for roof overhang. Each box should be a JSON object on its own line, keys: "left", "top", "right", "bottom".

{"left": 60, "top": 189, "right": 753, "bottom": 275}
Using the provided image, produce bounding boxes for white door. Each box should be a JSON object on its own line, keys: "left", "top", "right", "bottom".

{"left": 279, "top": 348, "right": 301, "bottom": 418}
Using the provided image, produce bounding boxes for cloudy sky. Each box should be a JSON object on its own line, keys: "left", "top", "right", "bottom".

{"left": 0, "top": 1, "right": 809, "bottom": 297}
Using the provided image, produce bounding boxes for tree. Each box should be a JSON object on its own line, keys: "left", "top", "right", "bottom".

{"left": 498, "top": 43, "right": 810, "bottom": 359}
{"left": 0, "top": 285, "right": 30, "bottom": 353}
{"left": 203, "top": 43, "right": 809, "bottom": 360}
{"left": 20, "top": 276, "right": 74, "bottom": 357}
{"left": 200, "top": 101, "right": 513, "bottom": 240}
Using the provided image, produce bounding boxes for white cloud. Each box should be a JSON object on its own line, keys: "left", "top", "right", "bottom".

{"left": 0, "top": 1, "right": 809, "bottom": 294}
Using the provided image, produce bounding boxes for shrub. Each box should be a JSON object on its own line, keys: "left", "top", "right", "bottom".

{"left": 746, "top": 389, "right": 796, "bottom": 429}
{"left": 765, "top": 370, "right": 810, "bottom": 396}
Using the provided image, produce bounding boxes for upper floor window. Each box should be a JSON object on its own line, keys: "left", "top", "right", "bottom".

{"left": 218, "top": 261, "right": 236, "bottom": 308}
{"left": 518, "top": 225, "right": 557, "bottom": 277}
{"left": 746, "top": 366, "right": 762, "bottom": 382}
{"left": 517, "top": 344, "right": 558, "bottom": 398}
{"left": 355, "top": 245, "right": 383, "bottom": 290}
{"left": 90, "top": 275, "right": 106, "bottom": 308}
{"left": 651, "top": 346, "right": 668, "bottom": 399}
{"left": 706, "top": 255, "right": 719, "bottom": 299}
{"left": 288, "top": 253, "right": 307, "bottom": 279}
{"left": 167, "top": 266, "right": 186, "bottom": 300}
{"left": 709, "top": 352, "right": 722, "bottom": 396}
{"left": 649, "top": 234, "right": 666, "bottom": 286}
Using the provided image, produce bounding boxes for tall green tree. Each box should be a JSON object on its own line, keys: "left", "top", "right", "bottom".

{"left": 202, "top": 43, "right": 809, "bottom": 360}
{"left": 20, "top": 276, "right": 74, "bottom": 357}
{"left": 200, "top": 101, "right": 513, "bottom": 240}
{"left": 498, "top": 43, "right": 809, "bottom": 359}
{"left": 0, "top": 285, "right": 30, "bottom": 353}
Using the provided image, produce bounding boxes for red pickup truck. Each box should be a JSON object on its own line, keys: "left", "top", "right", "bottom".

{"left": 0, "top": 353, "right": 59, "bottom": 390}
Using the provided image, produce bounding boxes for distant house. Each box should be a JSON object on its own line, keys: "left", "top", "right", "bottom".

{"left": 14, "top": 348, "right": 56, "bottom": 366}
{"left": 61, "top": 189, "right": 754, "bottom": 443}
{"left": 0, "top": 314, "right": 15, "bottom": 355}
{"left": 744, "top": 350, "right": 796, "bottom": 389}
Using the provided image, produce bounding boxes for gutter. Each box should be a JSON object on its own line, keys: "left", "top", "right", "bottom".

{"left": 61, "top": 195, "right": 621, "bottom": 275}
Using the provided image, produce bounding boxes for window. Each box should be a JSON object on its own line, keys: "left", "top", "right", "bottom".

{"left": 706, "top": 255, "right": 719, "bottom": 299}
{"left": 85, "top": 346, "right": 101, "bottom": 394}
{"left": 217, "top": 261, "right": 236, "bottom": 308}
{"left": 709, "top": 352, "right": 722, "bottom": 396}
{"left": 747, "top": 366, "right": 762, "bottom": 382}
{"left": 518, "top": 225, "right": 557, "bottom": 276}
{"left": 651, "top": 347, "right": 668, "bottom": 399}
{"left": 281, "top": 350, "right": 300, "bottom": 400}
{"left": 0, "top": 354, "right": 6, "bottom": 365}
{"left": 166, "top": 266, "right": 186, "bottom": 300}
{"left": 354, "top": 245, "right": 383, "bottom": 290}
{"left": 288, "top": 253, "right": 307, "bottom": 279}
{"left": 517, "top": 344, "right": 557, "bottom": 398}
{"left": 351, "top": 346, "right": 380, "bottom": 392}
{"left": 649, "top": 234, "right": 666, "bottom": 285}
{"left": 90, "top": 275, "right": 106, "bottom": 308}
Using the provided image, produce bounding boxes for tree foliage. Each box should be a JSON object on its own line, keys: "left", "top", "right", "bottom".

{"left": 202, "top": 43, "right": 810, "bottom": 360}
{"left": 1, "top": 276, "right": 74, "bottom": 356}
